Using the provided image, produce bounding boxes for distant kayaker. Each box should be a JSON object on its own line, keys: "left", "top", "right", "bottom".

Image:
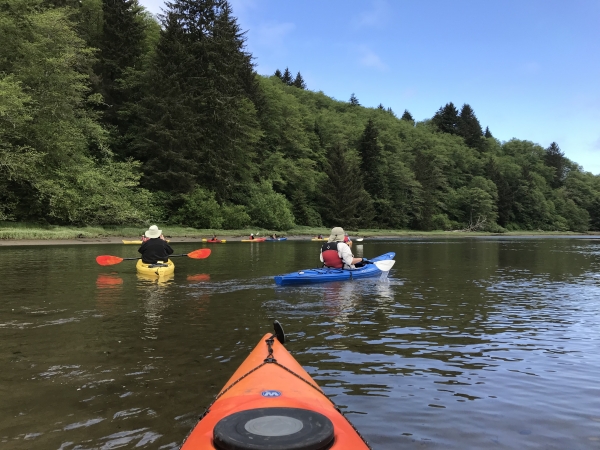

{"left": 271, "top": 233, "right": 277, "bottom": 240}
{"left": 138, "top": 225, "right": 173, "bottom": 264}
{"left": 344, "top": 233, "right": 353, "bottom": 248}
{"left": 320, "top": 227, "right": 363, "bottom": 269}
{"left": 250, "top": 233, "right": 255, "bottom": 240}
{"left": 317, "top": 234, "right": 323, "bottom": 239}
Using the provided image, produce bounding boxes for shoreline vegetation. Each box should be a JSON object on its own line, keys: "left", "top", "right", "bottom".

{"left": 0, "top": 223, "right": 597, "bottom": 245}
{"left": 1, "top": 0, "right": 599, "bottom": 236}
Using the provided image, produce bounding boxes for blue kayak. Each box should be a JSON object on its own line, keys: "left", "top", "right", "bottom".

{"left": 274, "top": 252, "right": 395, "bottom": 286}
{"left": 266, "top": 237, "right": 288, "bottom": 241}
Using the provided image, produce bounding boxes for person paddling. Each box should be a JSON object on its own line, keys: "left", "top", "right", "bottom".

{"left": 138, "top": 225, "right": 173, "bottom": 264}
{"left": 344, "top": 233, "right": 353, "bottom": 248}
{"left": 249, "top": 233, "right": 255, "bottom": 240}
{"left": 320, "top": 227, "right": 363, "bottom": 269}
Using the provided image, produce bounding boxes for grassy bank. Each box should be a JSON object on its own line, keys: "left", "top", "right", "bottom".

{"left": 0, "top": 222, "right": 595, "bottom": 240}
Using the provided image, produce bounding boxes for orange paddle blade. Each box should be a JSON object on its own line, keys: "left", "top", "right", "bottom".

{"left": 187, "top": 249, "right": 211, "bottom": 259}
{"left": 96, "top": 255, "right": 124, "bottom": 266}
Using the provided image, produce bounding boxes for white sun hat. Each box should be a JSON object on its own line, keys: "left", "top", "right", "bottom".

{"left": 145, "top": 225, "right": 162, "bottom": 239}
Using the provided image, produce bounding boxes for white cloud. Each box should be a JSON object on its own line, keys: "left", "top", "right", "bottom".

{"left": 254, "top": 22, "right": 295, "bottom": 52}
{"left": 358, "top": 45, "right": 387, "bottom": 70}
{"left": 354, "top": 0, "right": 390, "bottom": 28}
{"left": 229, "top": 0, "right": 259, "bottom": 12}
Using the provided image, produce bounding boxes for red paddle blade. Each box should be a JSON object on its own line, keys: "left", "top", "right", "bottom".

{"left": 187, "top": 248, "right": 211, "bottom": 259}
{"left": 96, "top": 255, "right": 124, "bottom": 266}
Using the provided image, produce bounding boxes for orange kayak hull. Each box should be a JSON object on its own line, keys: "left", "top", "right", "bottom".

{"left": 181, "top": 334, "right": 370, "bottom": 449}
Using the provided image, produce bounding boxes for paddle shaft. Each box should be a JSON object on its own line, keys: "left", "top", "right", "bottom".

{"left": 116, "top": 253, "right": 189, "bottom": 261}
{"left": 95, "top": 248, "right": 210, "bottom": 266}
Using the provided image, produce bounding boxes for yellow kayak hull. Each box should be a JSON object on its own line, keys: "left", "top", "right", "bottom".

{"left": 136, "top": 259, "right": 175, "bottom": 277}
{"left": 311, "top": 238, "right": 326, "bottom": 241}
{"left": 202, "top": 239, "right": 226, "bottom": 243}
{"left": 123, "top": 240, "right": 170, "bottom": 245}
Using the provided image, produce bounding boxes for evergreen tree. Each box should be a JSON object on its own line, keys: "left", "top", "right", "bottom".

{"left": 401, "top": 109, "right": 414, "bottom": 123}
{"left": 457, "top": 103, "right": 484, "bottom": 151}
{"left": 431, "top": 102, "right": 459, "bottom": 134}
{"left": 274, "top": 69, "right": 283, "bottom": 80}
{"left": 320, "top": 143, "right": 373, "bottom": 228}
{"left": 349, "top": 93, "right": 360, "bottom": 106}
{"left": 282, "top": 67, "right": 293, "bottom": 85}
{"left": 544, "top": 142, "right": 566, "bottom": 188}
{"left": 0, "top": 0, "right": 151, "bottom": 224}
{"left": 95, "top": 0, "right": 146, "bottom": 156}
{"left": 386, "top": 107, "right": 395, "bottom": 116}
{"left": 292, "top": 71, "right": 306, "bottom": 89}
{"left": 484, "top": 126, "right": 493, "bottom": 138}
{"left": 134, "top": 0, "right": 260, "bottom": 203}
{"left": 358, "top": 119, "right": 385, "bottom": 198}
{"left": 377, "top": 103, "right": 384, "bottom": 110}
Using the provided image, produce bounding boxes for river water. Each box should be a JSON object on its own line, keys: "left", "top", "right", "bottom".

{"left": 1, "top": 237, "right": 599, "bottom": 449}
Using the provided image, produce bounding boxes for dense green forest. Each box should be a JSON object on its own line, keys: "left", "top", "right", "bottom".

{"left": 1, "top": 0, "right": 599, "bottom": 232}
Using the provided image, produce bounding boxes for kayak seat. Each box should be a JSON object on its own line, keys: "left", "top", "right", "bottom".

{"left": 147, "top": 263, "right": 169, "bottom": 268}
{"left": 213, "top": 407, "right": 334, "bottom": 450}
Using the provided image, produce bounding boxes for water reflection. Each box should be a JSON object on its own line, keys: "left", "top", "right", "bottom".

{"left": 136, "top": 273, "right": 174, "bottom": 284}
{"left": 2, "top": 239, "right": 600, "bottom": 449}
{"left": 136, "top": 275, "right": 173, "bottom": 342}
{"left": 96, "top": 273, "right": 123, "bottom": 313}
{"left": 186, "top": 273, "right": 210, "bottom": 282}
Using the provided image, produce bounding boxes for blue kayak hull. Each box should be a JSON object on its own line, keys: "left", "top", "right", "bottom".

{"left": 265, "top": 237, "right": 288, "bottom": 241}
{"left": 274, "top": 252, "right": 395, "bottom": 286}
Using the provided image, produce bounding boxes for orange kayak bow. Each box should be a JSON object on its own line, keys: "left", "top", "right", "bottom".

{"left": 181, "top": 322, "right": 371, "bottom": 449}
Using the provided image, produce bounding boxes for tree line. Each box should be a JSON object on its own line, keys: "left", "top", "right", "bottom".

{"left": 1, "top": 0, "right": 599, "bottom": 232}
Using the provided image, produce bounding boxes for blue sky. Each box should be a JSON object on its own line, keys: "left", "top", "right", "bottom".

{"left": 138, "top": 0, "right": 600, "bottom": 175}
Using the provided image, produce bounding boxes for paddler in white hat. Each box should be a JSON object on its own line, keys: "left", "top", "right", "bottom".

{"left": 319, "top": 227, "right": 364, "bottom": 269}
{"left": 138, "top": 225, "right": 173, "bottom": 264}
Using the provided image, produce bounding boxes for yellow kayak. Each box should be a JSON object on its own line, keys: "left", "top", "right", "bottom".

{"left": 135, "top": 259, "right": 175, "bottom": 277}
{"left": 123, "top": 240, "right": 170, "bottom": 245}
{"left": 311, "top": 238, "right": 326, "bottom": 241}
{"left": 202, "top": 239, "right": 226, "bottom": 243}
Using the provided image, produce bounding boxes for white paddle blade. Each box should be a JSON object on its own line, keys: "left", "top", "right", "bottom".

{"left": 374, "top": 260, "right": 395, "bottom": 272}
{"left": 356, "top": 238, "right": 364, "bottom": 242}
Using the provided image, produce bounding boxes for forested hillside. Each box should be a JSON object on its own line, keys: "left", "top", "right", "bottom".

{"left": 1, "top": 0, "right": 599, "bottom": 231}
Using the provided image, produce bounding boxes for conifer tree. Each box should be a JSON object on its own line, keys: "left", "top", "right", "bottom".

{"left": 282, "top": 67, "right": 293, "bottom": 85}
{"left": 96, "top": 0, "right": 146, "bottom": 155}
{"left": 320, "top": 143, "right": 373, "bottom": 227}
{"left": 401, "top": 109, "right": 414, "bottom": 123}
{"left": 386, "top": 107, "right": 395, "bottom": 116}
{"left": 544, "top": 142, "right": 566, "bottom": 188}
{"left": 358, "top": 119, "right": 385, "bottom": 198}
{"left": 274, "top": 69, "right": 283, "bottom": 80}
{"left": 457, "top": 103, "right": 484, "bottom": 151}
{"left": 432, "top": 102, "right": 459, "bottom": 134}
{"left": 292, "top": 72, "right": 306, "bottom": 89}
{"left": 134, "top": 0, "right": 259, "bottom": 203}
{"left": 377, "top": 103, "right": 384, "bottom": 110}
{"left": 349, "top": 93, "right": 360, "bottom": 106}
{"left": 484, "top": 126, "right": 493, "bottom": 138}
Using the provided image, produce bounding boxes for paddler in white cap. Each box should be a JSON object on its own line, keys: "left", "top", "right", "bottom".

{"left": 319, "top": 227, "right": 364, "bottom": 269}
